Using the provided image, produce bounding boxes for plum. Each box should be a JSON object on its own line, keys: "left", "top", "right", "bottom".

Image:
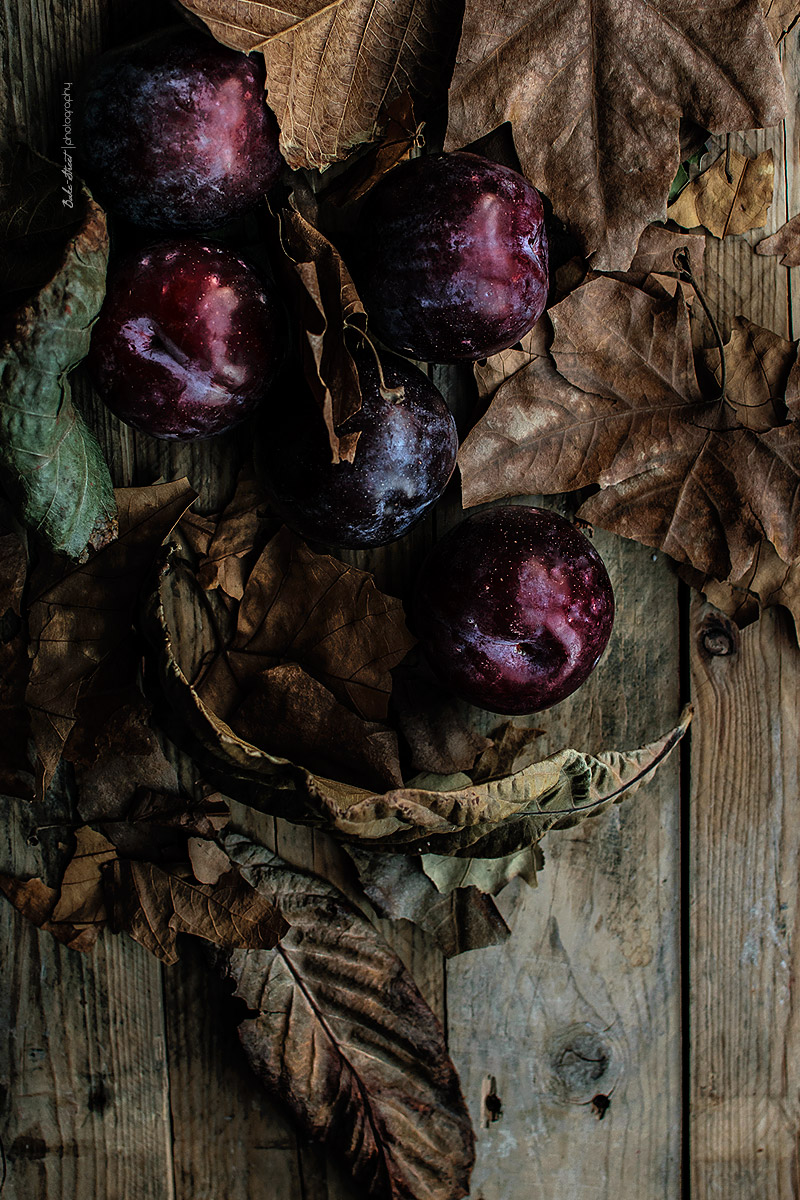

{"left": 76, "top": 29, "right": 283, "bottom": 230}
{"left": 87, "top": 240, "right": 285, "bottom": 440}
{"left": 414, "top": 506, "right": 614, "bottom": 714}
{"left": 258, "top": 349, "right": 458, "bottom": 548}
{"left": 353, "top": 152, "right": 549, "bottom": 362}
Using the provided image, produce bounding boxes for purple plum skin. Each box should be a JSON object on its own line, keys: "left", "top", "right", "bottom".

{"left": 414, "top": 506, "right": 615, "bottom": 714}
{"left": 259, "top": 351, "right": 459, "bottom": 548}
{"left": 77, "top": 30, "right": 283, "bottom": 231}
{"left": 354, "top": 152, "right": 549, "bottom": 363}
{"left": 87, "top": 240, "right": 285, "bottom": 441}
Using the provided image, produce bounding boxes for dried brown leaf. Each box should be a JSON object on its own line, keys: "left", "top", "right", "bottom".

{"left": 345, "top": 845, "right": 510, "bottom": 957}
{"left": 275, "top": 206, "right": 367, "bottom": 462}
{"left": 51, "top": 826, "right": 117, "bottom": 927}
{"left": 178, "top": 0, "right": 460, "bottom": 171}
{"left": 703, "top": 315, "right": 797, "bottom": 431}
{"left": 460, "top": 278, "right": 800, "bottom": 587}
{"left": 755, "top": 212, "right": 800, "bottom": 265}
{"left": 0, "top": 874, "right": 99, "bottom": 952}
{"left": 25, "top": 479, "right": 196, "bottom": 796}
{"left": 222, "top": 833, "right": 475, "bottom": 1199}
{"left": 446, "top": 0, "right": 785, "bottom": 269}
{"left": 199, "top": 526, "right": 415, "bottom": 723}
{"left": 230, "top": 662, "right": 403, "bottom": 790}
{"left": 197, "top": 470, "right": 267, "bottom": 600}
{"left": 762, "top": 0, "right": 800, "bottom": 40}
{"left": 682, "top": 540, "right": 800, "bottom": 637}
{"left": 188, "top": 837, "right": 233, "bottom": 885}
{"left": 107, "top": 859, "right": 287, "bottom": 965}
{"left": 420, "top": 843, "right": 545, "bottom": 894}
{"left": 391, "top": 665, "right": 491, "bottom": 775}
{"left": 322, "top": 93, "right": 424, "bottom": 207}
{"left": 666, "top": 147, "right": 774, "bottom": 237}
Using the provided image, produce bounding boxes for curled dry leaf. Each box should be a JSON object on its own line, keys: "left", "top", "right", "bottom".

{"left": 666, "top": 147, "right": 774, "bottom": 238}
{"left": 221, "top": 833, "right": 475, "bottom": 1200}
{"left": 25, "top": 479, "right": 196, "bottom": 797}
{"left": 50, "top": 825, "right": 117, "bottom": 927}
{"left": 756, "top": 212, "right": 800, "bottom": 266}
{"left": 446, "top": 0, "right": 785, "bottom": 269}
{"left": 0, "top": 145, "right": 117, "bottom": 559}
{"left": 178, "top": 0, "right": 460, "bottom": 171}
{"left": 344, "top": 845, "right": 510, "bottom": 957}
{"left": 144, "top": 547, "right": 690, "bottom": 853}
{"left": 460, "top": 277, "right": 800, "bottom": 594}
{"left": 0, "top": 523, "right": 32, "bottom": 798}
{"left": 321, "top": 93, "right": 424, "bottom": 208}
{"left": 107, "top": 858, "right": 287, "bottom": 966}
{"left": 196, "top": 469, "right": 268, "bottom": 601}
{"left": 274, "top": 205, "right": 368, "bottom": 462}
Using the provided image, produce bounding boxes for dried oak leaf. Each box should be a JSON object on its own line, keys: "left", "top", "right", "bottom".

{"left": 460, "top": 277, "right": 800, "bottom": 588}
{"left": 0, "top": 875, "right": 98, "bottom": 952}
{"left": 221, "top": 833, "right": 475, "bottom": 1200}
{"left": 178, "top": 0, "right": 461, "bottom": 171}
{"left": 0, "top": 145, "right": 117, "bottom": 559}
{"left": 344, "top": 845, "right": 510, "bottom": 957}
{"left": 26, "top": 479, "right": 196, "bottom": 797}
{"left": 445, "top": 0, "right": 785, "bottom": 269}
{"left": 275, "top": 205, "right": 367, "bottom": 462}
{"left": 756, "top": 212, "right": 800, "bottom": 265}
{"left": 107, "top": 858, "right": 287, "bottom": 966}
{"left": 666, "top": 147, "right": 774, "bottom": 238}
{"left": 0, "top": 523, "right": 33, "bottom": 798}
{"left": 199, "top": 525, "right": 415, "bottom": 723}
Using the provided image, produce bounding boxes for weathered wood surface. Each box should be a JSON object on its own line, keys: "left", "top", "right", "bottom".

{"left": 1, "top": 3, "right": 799, "bottom": 1199}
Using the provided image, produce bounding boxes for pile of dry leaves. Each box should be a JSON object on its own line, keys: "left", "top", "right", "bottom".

{"left": 2, "top": 0, "right": 799, "bottom": 1195}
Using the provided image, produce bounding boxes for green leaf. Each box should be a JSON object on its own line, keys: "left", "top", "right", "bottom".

{"left": 0, "top": 145, "right": 116, "bottom": 560}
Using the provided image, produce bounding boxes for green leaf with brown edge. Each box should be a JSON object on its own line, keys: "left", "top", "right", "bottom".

{"left": 178, "top": 0, "right": 461, "bottom": 172}
{"left": 142, "top": 553, "right": 691, "bottom": 855}
{"left": 220, "top": 832, "right": 475, "bottom": 1200}
{"left": 106, "top": 857, "right": 287, "bottom": 966}
{"left": 445, "top": 0, "right": 785, "bottom": 270}
{"left": 26, "top": 479, "right": 196, "bottom": 798}
{"left": 0, "top": 145, "right": 117, "bottom": 559}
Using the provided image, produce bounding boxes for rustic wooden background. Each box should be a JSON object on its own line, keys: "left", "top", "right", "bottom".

{"left": 2, "top": 2, "right": 799, "bottom": 1197}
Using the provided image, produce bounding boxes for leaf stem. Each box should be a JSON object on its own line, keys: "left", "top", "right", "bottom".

{"left": 672, "top": 246, "right": 727, "bottom": 401}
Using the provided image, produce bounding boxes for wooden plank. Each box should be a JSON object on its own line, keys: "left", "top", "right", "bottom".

{"left": 689, "top": 602, "right": 800, "bottom": 1197}
{"left": 446, "top": 532, "right": 683, "bottom": 1199}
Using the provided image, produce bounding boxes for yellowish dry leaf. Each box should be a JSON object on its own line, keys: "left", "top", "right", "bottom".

{"left": 667, "top": 148, "right": 774, "bottom": 237}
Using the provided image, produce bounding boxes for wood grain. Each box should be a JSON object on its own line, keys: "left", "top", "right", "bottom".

{"left": 690, "top": 601, "right": 800, "bottom": 1197}
{"left": 445, "top": 530, "right": 684, "bottom": 1199}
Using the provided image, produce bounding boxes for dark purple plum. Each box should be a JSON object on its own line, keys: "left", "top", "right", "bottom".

{"left": 87, "top": 240, "right": 285, "bottom": 440}
{"left": 76, "top": 29, "right": 283, "bottom": 230}
{"left": 258, "top": 350, "right": 458, "bottom": 548}
{"left": 414, "top": 506, "right": 614, "bottom": 714}
{"left": 353, "top": 152, "right": 549, "bottom": 363}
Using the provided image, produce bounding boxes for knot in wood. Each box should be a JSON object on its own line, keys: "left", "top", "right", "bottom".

{"left": 699, "top": 613, "right": 738, "bottom": 658}
{"left": 550, "top": 1029, "right": 612, "bottom": 1101}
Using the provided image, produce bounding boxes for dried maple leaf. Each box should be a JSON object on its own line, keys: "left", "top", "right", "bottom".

{"left": 446, "top": 0, "right": 785, "bottom": 269}
{"left": 703, "top": 315, "right": 797, "bottom": 431}
{"left": 107, "top": 859, "right": 287, "bottom": 965}
{"left": 460, "top": 277, "right": 800, "bottom": 587}
{"left": 756, "top": 212, "right": 800, "bottom": 265}
{"left": 682, "top": 542, "right": 800, "bottom": 635}
{"left": 178, "top": 0, "right": 461, "bottom": 171}
{"left": 222, "top": 833, "right": 475, "bottom": 1199}
{"left": 199, "top": 526, "right": 415, "bottom": 723}
{"left": 667, "top": 147, "right": 774, "bottom": 237}
{"left": 26, "top": 480, "right": 196, "bottom": 796}
{"left": 0, "top": 145, "right": 117, "bottom": 558}
{"left": 0, "top": 523, "right": 32, "bottom": 798}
